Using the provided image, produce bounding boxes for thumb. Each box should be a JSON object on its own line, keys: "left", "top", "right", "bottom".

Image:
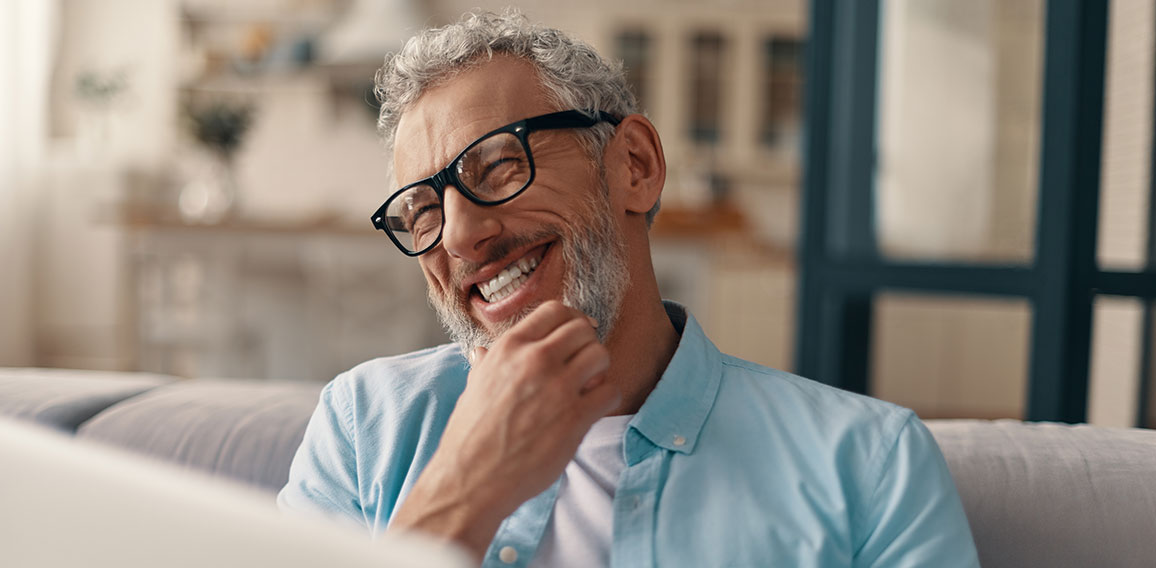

{"left": 469, "top": 346, "right": 488, "bottom": 366}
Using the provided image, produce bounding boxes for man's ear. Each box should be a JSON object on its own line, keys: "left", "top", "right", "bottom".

{"left": 606, "top": 114, "right": 666, "bottom": 216}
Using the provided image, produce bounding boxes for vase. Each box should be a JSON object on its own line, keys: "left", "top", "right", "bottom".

{"left": 179, "top": 154, "right": 237, "bottom": 224}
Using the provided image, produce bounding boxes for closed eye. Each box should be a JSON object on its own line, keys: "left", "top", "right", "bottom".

{"left": 408, "top": 203, "right": 441, "bottom": 232}
{"left": 480, "top": 156, "right": 521, "bottom": 182}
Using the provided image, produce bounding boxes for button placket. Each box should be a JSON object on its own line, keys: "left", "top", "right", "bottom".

{"left": 611, "top": 447, "right": 670, "bottom": 568}
{"left": 483, "top": 478, "right": 561, "bottom": 567}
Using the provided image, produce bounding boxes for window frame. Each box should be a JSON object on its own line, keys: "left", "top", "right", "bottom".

{"left": 795, "top": 0, "right": 1130, "bottom": 424}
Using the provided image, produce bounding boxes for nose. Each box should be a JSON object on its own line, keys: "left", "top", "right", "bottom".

{"left": 439, "top": 185, "right": 501, "bottom": 261}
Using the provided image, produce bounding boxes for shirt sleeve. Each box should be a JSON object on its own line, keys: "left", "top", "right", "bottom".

{"left": 276, "top": 378, "right": 365, "bottom": 529}
{"left": 853, "top": 413, "right": 980, "bottom": 568}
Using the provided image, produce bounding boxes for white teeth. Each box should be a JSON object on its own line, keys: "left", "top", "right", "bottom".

{"left": 478, "top": 255, "right": 541, "bottom": 302}
{"left": 496, "top": 269, "right": 513, "bottom": 292}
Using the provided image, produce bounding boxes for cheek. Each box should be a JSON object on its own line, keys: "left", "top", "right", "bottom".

{"left": 419, "top": 257, "right": 450, "bottom": 291}
{"left": 524, "top": 176, "right": 604, "bottom": 221}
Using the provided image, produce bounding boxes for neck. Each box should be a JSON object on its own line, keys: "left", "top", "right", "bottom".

{"left": 600, "top": 265, "right": 680, "bottom": 416}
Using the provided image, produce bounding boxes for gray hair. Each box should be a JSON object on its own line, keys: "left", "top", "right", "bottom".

{"left": 374, "top": 9, "right": 660, "bottom": 225}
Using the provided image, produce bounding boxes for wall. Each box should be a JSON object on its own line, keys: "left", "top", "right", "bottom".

{"left": 32, "top": 0, "right": 179, "bottom": 369}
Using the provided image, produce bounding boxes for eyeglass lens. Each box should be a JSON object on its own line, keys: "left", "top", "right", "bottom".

{"left": 384, "top": 131, "right": 532, "bottom": 253}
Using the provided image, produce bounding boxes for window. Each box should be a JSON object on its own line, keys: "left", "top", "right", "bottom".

{"left": 795, "top": 0, "right": 1153, "bottom": 426}
{"left": 689, "top": 32, "right": 726, "bottom": 144}
{"left": 760, "top": 37, "right": 805, "bottom": 152}
{"left": 616, "top": 30, "right": 651, "bottom": 111}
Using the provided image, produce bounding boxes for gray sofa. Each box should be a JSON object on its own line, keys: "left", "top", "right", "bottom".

{"left": 2, "top": 367, "right": 1155, "bottom": 567}
{"left": 0, "top": 367, "right": 320, "bottom": 493}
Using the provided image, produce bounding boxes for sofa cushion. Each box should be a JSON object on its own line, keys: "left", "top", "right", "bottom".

{"left": 0, "top": 368, "right": 174, "bottom": 432}
{"left": 78, "top": 379, "right": 323, "bottom": 493}
{"left": 927, "top": 419, "right": 1156, "bottom": 568}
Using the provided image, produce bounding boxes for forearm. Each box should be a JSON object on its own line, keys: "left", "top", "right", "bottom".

{"left": 388, "top": 459, "right": 511, "bottom": 562}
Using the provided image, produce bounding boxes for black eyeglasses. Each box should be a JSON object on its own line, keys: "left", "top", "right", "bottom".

{"left": 371, "top": 109, "right": 621, "bottom": 256}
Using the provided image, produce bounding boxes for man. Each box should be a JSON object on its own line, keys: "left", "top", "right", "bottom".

{"left": 279, "top": 11, "right": 980, "bottom": 567}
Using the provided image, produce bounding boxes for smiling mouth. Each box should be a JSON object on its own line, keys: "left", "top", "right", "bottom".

{"left": 476, "top": 248, "right": 546, "bottom": 303}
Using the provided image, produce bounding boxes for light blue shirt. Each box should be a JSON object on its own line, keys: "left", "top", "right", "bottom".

{"left": 279, "top": 302, "right": 979, "bottom": 567}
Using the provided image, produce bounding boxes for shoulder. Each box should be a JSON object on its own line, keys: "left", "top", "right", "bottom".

{"left": 325, "top": 343, "right": 470, "bottom": 423}
{"left": 718, "top": 354, "right": 912, "bottom": 427}
{"left": 709, "top": 355, "right": 942, "bottom": 520}
{"left": 712, "top": 354, "right": 916, "bottom": 468}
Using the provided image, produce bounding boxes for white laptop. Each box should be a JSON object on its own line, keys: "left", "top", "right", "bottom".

{"left": 0, "top": 417, "right": 470, "bottom": 568}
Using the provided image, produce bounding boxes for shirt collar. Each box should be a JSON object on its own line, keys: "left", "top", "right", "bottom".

{"left": 624, "top": 301, "right": 723, "bottom": 464}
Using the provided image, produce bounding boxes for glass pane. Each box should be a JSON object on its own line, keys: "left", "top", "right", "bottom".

{"left": 1088, "top": 296, "right": 1145, "bottom": 427}
{"left": 616, "top": 30, "right": 652, "bottom": 112}
{"left": 759, "top": 37, "right": 804, "bottom": 156}
{"left": 1146, "top": 303, "right": 1156, "bottom": 429}
{"left": 1097, "top": 0, "right": 1155, "bottom": 271}
{"left": 871, "top": 293, "right": 1030, "bottom": 419}
{"left": 688, "top": 31, "right": 726, "bottom": 144}
{"left": 875, "top": 0, "right": 1044, "bottom": 263}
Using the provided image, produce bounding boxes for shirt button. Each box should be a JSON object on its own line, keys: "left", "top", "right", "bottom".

{"left": 673, "top": 435, "right": 686, "bottom": 447}
{"left": 499, "top": 546, "right": 518, "bottom": 564}
{"left": 632, "top": 495, "right": 642, "bottom": 509}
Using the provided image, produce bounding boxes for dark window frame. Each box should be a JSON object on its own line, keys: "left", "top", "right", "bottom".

{"left": 794, "top": 0, "right": 1145, "bottom": 425}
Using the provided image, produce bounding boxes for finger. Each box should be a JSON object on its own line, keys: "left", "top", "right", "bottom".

{"left": 579, "top": 371, "right": 606, "bottom": 395}
{"left": 507, "top": 300, "right": 587, "bottom": 342}
{"left": 574, "top": 381, "right": 622, "bottom": 424}
{"left": 538, "top": 317, "right": 600, "bottom": 364}
{"left": 559, "top": 340, "right": 610, "bottom": 391}
{"left": 469, "top": 346, "right": 488, "bottom": 366}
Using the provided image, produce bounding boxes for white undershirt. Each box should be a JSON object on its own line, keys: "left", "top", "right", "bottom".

{"left": 529, "top": 414, "right": 633, "bottom": 568}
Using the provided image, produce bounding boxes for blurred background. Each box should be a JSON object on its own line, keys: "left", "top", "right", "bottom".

{"left": 1, "top": 0, "right": 1153, "bottom": 428}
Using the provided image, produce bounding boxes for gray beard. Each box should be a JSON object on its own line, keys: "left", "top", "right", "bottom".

{"left": 427, "top": 189, "right": 629, "bottom": 358}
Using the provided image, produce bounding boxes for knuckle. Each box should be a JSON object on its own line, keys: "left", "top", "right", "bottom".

{"left": 558, "top": 317, "right": 589, "bottom": 338}
{"left": 489, "top": 336, "right": 516, "bottom": 356}
{"left": 522, "top": 348, "right": 552, "bottom": 371}
{"left": 584, "top": 349, "right": 610, "bottom": 373}
{"left": 591, "top": 352, "right": 609, "bottom": 367}
{"left": 541, "top": 300, "right": 568, "bottom": 317}
{"left": 588, "top": 341, "right": 609, "bottom": 358}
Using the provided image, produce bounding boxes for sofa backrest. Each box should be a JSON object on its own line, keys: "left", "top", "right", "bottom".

{"left": 0, "top": 368, "right": 174, "bottom": 432}
{"left": 77, "top": 379, "right": 323, "bottom": 493}
{"left": 927, "top": 419, "right": 1156, "bottom": 568}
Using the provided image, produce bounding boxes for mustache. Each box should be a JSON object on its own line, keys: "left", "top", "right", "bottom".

{"left": 450, "top": 227, "right": 562, "bottom": 290}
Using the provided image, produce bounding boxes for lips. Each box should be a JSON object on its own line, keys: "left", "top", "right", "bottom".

{"left": 457, "top": 239, "right": 555, "bottom": 325}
